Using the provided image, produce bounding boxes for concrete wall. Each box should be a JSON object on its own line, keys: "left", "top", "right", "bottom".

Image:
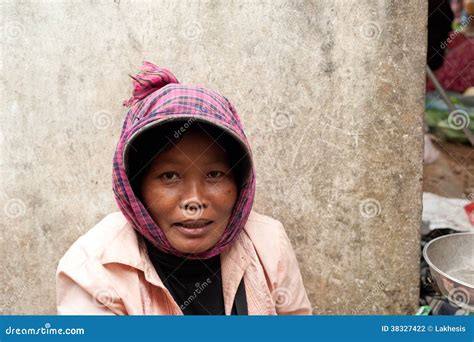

{"left": 0, "top": 0, "right": 426, "bottom": 314}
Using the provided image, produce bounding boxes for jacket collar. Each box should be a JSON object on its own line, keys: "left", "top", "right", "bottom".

{"left": 98, "top": 218, "right": 252, "bottom": 297}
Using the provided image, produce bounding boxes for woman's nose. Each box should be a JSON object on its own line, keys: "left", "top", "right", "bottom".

{"left": 179, "top": 179, "right": 208, "bottom": 212}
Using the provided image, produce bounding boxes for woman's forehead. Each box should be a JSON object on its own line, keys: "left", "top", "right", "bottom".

{"left": 154, "top": 132, "right": 229, "bottom": 165}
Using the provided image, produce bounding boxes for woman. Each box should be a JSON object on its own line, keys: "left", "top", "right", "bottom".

{"left": 56, "top": 61, "right": 312, "bottom": 315}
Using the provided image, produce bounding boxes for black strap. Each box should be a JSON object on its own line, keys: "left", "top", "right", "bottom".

{"left": 231, "top": 277, "right": 248, "bottom": 315}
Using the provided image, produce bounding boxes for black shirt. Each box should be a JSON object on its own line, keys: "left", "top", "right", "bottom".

{"left": 145, "top": 239, "right": 247, "bottom": 315}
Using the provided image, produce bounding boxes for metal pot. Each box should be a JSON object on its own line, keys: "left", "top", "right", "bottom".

{"left": 423, "top": 232, "right": 474, "bottom": 311}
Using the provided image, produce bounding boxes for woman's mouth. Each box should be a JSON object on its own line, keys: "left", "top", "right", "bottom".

{"left": 173, "top": 220, "right": 214, "bottom": 238}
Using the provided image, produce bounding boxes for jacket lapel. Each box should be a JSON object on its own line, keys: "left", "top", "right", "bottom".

{"left": 221, "top": 230, "right": 276, "bottom": 315}
{"left": 220, "top": 231, "right": 252, "bottom": 315}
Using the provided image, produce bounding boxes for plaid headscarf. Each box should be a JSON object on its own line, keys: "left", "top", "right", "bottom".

{"left": 112, "top": 61, "right": 256, "bottom": 259}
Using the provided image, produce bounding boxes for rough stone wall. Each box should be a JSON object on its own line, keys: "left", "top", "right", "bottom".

{"left": 0, "top": 0, "right": 426, "bottom": 314}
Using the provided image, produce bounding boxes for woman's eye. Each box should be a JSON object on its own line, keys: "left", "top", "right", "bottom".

{"left": 160, "top": 172, "right": 179, "bottom": 182}
{"left": 207, "top": 171, "right": 224, "bottom": 178}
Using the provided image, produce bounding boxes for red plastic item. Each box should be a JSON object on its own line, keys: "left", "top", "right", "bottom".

{"left": 464, "top": 201, "right": 474, "bottom": 226}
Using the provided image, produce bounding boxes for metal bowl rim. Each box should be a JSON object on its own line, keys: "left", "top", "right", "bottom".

{"left": 422, "top": 232, "right": 474, "bottom": 289}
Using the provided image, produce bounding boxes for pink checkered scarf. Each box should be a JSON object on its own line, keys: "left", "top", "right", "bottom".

{"left": 112, "top": 61, "right": 256, "bottom": 259}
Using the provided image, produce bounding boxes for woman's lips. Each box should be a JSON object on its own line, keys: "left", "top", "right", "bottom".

{"left": 173, "top": 220, "right": 214, "bottom": 238}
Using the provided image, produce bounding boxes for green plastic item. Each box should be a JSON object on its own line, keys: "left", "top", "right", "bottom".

{"left": 415, "top": 305, "right": 432, "bottom": 315}
{"left": 425, "top": 93, "right": 474, "bottom": 144}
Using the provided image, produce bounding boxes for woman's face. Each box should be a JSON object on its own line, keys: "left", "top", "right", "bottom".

{"left": 140, "top": 126, "right": 238, "bottom": 254}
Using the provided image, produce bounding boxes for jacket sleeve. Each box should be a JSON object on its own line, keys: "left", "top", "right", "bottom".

{"left": 56, "top": 268, "right": 117, "bottom": 315}
{"left": 275, "top": 223, "right": 313, "bottom": 315}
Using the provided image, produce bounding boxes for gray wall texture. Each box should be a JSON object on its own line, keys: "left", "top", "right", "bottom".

{"left": 0, "top": 0, "right": 427, "bottom": 314}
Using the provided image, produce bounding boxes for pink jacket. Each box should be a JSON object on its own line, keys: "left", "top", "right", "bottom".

{"left": 56, "top": 210, "right": 312, "bottom": 315}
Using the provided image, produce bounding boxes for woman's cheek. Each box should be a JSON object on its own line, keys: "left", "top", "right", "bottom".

{"left": 143, "top": 183, "right": 179, "bottom": 218}
{"left": 154, "top": 185, "right": 181, "bottom": 210}
{"left": 209, "top": 179, "right": 238, "bottom": 209}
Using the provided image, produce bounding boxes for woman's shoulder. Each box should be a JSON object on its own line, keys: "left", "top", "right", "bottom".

{"left": 57, "top": 211, "right": 136, "bottom": 271}
{"left": 244, "top": 210, "right": 292, "bottom": 278}
{"left": 245, "top": 210, "right": 287, "bottom": 241}
{"left": 244, "top": 211, "right": 312, "bottom": 315}
{"left": 56, "top": 212, "right": 144, "bottom": 315}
